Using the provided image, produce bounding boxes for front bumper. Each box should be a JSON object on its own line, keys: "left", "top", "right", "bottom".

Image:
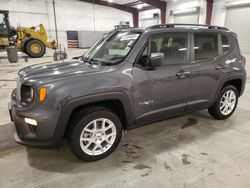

{"left": 9, "top": 96, "right": 62, "bottom": 148}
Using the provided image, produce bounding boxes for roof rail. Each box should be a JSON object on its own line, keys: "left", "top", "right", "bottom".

{"left": 148, "top": 24, "right": 229, "bottom": 31}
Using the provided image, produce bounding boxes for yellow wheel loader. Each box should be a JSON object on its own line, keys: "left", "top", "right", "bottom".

{"left": 0, "top": 10, "right": 57, "bottom": 58}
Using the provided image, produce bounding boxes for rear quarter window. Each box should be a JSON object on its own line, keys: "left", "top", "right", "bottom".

{"left": 221, "top": 35, "right": 230, "bottom": 53}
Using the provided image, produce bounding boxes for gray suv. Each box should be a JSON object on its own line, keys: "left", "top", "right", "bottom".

{"left": 9, "top": 24, "right": 246, "bottom": 161}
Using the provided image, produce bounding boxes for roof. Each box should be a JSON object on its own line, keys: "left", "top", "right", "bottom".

{"left": 147, "top": 24, "right": 229, "bottom": 31}
{"left": 116, "top": 27, "right": 145, "bottom": 32}
{"left": 117, "top": 24, "right": 232, "bottom": 34}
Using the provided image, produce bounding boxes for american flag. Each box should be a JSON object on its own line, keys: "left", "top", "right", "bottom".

{"left": 67, "top": 31, "right": 78, "bottom": 48}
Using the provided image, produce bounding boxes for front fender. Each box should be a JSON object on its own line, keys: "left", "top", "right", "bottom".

{"left": 52, "top": 92, "right": 134, "bottom": 144}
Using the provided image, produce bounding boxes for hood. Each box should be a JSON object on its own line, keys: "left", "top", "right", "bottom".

{"left": 18, "top": 59, "right": 109, "bottom": 84}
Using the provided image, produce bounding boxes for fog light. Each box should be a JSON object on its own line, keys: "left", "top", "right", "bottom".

{"left": 24, "top": 118, "right": 37, "bottom": 126}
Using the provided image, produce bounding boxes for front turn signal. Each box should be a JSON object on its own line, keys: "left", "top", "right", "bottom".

{"left": 39, "top": 87, "right": 47, "bottom": 102}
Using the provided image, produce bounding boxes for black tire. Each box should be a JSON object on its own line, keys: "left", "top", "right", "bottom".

{"left": 24, "top": 39, "right": 46, "bottom": 58}
{"left": 208, "top": 85, "right": 239, "bottom": 120}
{"left": 68, "top": 106, "right": 122, "bottom": 162}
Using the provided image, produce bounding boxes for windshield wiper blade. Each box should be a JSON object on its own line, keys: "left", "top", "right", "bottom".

{"left": 83, "top": 59, "right": 94, "bottom": 65}
{"left": 83, "top": 59, "right": 101, "bottom": 66}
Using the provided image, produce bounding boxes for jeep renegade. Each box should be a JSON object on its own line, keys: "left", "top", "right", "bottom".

{"left": 9, "top": 24, "right": 246, "bottom": 161}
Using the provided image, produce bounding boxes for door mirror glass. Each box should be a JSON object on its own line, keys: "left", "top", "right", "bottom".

{"left": 149, "top": 52, "right": 164, "bottom": 67}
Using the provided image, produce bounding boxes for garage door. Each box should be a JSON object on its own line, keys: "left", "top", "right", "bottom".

{"left": 225, "top": 6, "right": 250, "bottom": 54}
{"left": 173, "top": 13, "right": 199, "bottom": 24}
{"left": 78, "top": 31, "right": 107, "bottom": 48}
{"left": 141, "top": 18, "right": 159, "bottom": 28}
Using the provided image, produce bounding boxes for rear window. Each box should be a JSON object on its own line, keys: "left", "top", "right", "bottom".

{"left": 194, "top": 34, "right": 218, "bottom": 61}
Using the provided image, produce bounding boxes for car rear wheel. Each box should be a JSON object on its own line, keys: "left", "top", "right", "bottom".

{"left": 68, "top": 107, "right": 122, "bottom": 162}
{"left": 208, "top": 85, "right": 238, "bottom": 120}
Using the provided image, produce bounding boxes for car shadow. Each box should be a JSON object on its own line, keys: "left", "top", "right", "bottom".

{"left": 22, "top": 110, "right": 234, "bottom": 174}
{"left": 0, "top": 110, "right": 235, "bottom": 174}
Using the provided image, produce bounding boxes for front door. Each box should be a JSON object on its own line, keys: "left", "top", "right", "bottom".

{"left": 132, "top": 32, "right": 192, "bottom": 125}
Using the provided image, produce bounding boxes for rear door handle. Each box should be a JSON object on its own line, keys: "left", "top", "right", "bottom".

{"left": 215, "top": 64, "right": 228, "bottom": 70}
{"left": 176, "top": 71, "right": 190, "bottom": 78}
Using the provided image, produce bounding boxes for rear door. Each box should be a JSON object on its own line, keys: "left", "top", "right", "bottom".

{"left": 132, "top": 32, "right": 192, "bottom": 125}
{"left": 187, "top": 32, "right": 231, "bottom": 110}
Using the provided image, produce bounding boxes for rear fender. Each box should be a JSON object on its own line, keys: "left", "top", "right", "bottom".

{"left": 214, "top": 73, "right": 245, "bottom": 102}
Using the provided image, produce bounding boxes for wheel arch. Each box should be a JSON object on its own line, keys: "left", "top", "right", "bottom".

{"left": 212, "top": 74, "right": 245, "bottom": 106}
{"left": 220, "top": 74, "right": 245, "bottom": 96}
{"left": 53, "top": 92, "right": 134, "bottom": 143}
{"left": 222, "top": 79, "right": 243, "bottom": 96}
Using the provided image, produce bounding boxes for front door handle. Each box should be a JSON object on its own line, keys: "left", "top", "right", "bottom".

{"left": 176, "top": 71, "right": 190, "bottom": 78}
{"left": 215, "top": 64, "right": 228, "bottom": 70}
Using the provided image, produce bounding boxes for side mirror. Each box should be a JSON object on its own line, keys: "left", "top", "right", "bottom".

{"left": 149, "top": 52, "right": 164, "bottom": 67}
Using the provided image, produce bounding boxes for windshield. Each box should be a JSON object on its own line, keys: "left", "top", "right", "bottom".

{"left": 85, "top": 31, "right": 141, "bottom": 65}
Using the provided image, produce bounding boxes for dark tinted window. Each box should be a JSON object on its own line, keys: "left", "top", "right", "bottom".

{"left": 194, "top": 34, "right": 218, "bottom": 60}
{"left": 221, "top": 35, "right": 230, "bottom": 52}
{"left": 151, "top": 34, "right": 187, "bottom": 65}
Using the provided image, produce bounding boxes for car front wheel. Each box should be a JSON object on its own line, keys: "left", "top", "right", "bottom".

{"left": 69, "top": 107, "right": 122, "bottom": 162}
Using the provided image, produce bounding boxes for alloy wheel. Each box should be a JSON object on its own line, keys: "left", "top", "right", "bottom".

{"left": 79, "top": 118, "right": 117, "bottom": 156}
{"left": 219, "top": 89, "right": 236, "bottom": 115}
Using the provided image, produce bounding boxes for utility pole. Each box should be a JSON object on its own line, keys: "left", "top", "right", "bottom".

{"left": 52, "top": 0, "right": 58, "bottom": 46}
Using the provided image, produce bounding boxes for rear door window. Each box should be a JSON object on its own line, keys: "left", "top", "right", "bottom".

{"left": 194, "top": 33, "right": 218, "bottom": 61}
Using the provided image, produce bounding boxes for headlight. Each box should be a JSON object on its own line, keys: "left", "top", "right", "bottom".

{"left": 21, "top": 85, "right": 34, "bottom": 105}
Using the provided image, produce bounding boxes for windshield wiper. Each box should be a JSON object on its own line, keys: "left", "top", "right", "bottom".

{"left": 82, "top": 58, "right": 93, "bottom": 65}
{"left": 83, "top": 58, "right": 100, "bottom": 66}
